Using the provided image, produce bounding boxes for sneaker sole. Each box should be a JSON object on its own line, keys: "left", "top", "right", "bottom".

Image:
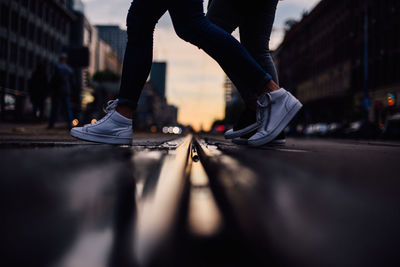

{"left": 70, "top": 128, "right": 132, "bottom": 145}
{"left": 233, "top": 137, "right": 286, "bottom": 146}
{"left": 224, "top": 122, "right": 260, "bottom": 139}
{"left": 248, "top": 101, "right": 302, "bottom": 147}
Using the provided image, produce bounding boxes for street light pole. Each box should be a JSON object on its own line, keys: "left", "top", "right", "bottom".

{"left": 363, "top": 0, "right": 371, "bottom": 123}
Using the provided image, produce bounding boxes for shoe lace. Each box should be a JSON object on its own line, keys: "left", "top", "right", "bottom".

{"left": 103, "top": 99, "right": 119, "bottom": 113}
{"left": 256, "top": 93, "right": 274, "bottom": 131}
{"left": 88, "top": 100, "right": 119, "bottom": 126}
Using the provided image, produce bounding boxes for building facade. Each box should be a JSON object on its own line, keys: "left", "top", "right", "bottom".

{"left": 0, "top": 0, "right": 74, "bottom": 118}
{"left": 275, "top": 0, "right": 400, "bottom": 125}
{"left": 136, "top": 82, "right": 178, "bottom": 130}
{"left": 150, "top": 61, "right": 167, "bottom": 98}
{"left": 223, "top": 76, "right": 245, "bottom": 125}
{"left": 96, "top": 40, "right": 122, "bottom": 76}
{"left": 95, "top": 25, "right": 127, "bottom": 62}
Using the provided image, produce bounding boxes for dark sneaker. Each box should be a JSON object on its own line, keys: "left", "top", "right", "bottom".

{"left": 224, "top": 108, "right": 260, "bottom": 139}
{"left": 232, "top": 130, "right": 286, "bottom": 145}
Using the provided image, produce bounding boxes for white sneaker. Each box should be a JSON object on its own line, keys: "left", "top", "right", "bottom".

{"left": 70, "top": 100, "right": 133, "bottom": 145}
{"left": 248, "top": 88, "right": 302, "bottom": 147}
{"left": 232, "top": 136, "right": 286, "bottom": 146}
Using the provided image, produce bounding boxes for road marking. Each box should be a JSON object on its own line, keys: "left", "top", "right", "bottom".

{"left": 273, "top": 148, "right": 309, "bottom": 153}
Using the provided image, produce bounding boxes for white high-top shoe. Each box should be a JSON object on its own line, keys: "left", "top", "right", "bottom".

{"left": 70, "top": 100, "right": 133, "bottom": 145}
{"left": 248, "top": 88, "right": 302, "bottom": 147}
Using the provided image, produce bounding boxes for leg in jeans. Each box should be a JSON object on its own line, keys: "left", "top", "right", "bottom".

{"left": 207, "top": 0, "right": 285, "bottom": 142}
{"left": 207, "top": 0, "right": 279, "bottom": 84}
{"left": 118, "top": 0, "right": 168, "bottom": 109}
{"left": 239, "top": 0, "right": 279, "bottom": 84}
{"left": 168, "top": 0, "right": 271, "bottom": 105}
{"left": 119, "top": 0, "right": 272, "bottom": 110}
{"left": 70, "top": 0, "right": 293, "bottom": 146}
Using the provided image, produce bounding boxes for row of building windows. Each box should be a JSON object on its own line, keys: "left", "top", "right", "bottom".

{"left": 2, "top": 43, "right": 56, "bottom": 71}
{"left": 0, "top": 0, "right": 71, "bottom": 92}
{"left": 0, "top": 1, "right": 69, "bottom": 35}
{"left": 1, "top": 36, "right": 64, "bottom": 65}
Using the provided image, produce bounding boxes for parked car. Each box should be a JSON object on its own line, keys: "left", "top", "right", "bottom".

{"left": 343, "top": 120, "right": 382, "bottom": 139}
{"left": 382, "top": 113, "right": 400, "bottom": 139}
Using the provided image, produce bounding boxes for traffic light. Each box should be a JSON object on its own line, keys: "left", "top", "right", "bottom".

{"left": 387, "top": 93, "right": 396, "bottom": 107}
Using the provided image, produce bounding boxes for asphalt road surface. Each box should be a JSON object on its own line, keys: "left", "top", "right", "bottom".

{"left": 1, "top": 132, "right": 400, "bottom": 267}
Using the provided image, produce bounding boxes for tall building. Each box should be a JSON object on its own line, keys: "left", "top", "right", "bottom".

{"left": 67, "top": 0, "right": 84, "bottom": 14}
{"left": 150, "top": 62, "right": 167, "bottom": 98}
{"left": 0, "top": 0, "right": 75, "bottom": 118}
{"left": 95, "top": 25, "right": 127, "bottom": 62}
{"left": 223, "top": 76, "right": 244, "bottom": 125}
{"left": 136, "top": 82, "right": 178, "bottom": 130}
{"left": 275, "top": 0, "right": 400, "bottom": 124}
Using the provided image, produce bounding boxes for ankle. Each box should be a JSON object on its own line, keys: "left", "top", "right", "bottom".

{"left": 259, "top": 79, "right": 280, "bottom": 95}
{"left": 116, "top": 105, "right": 134, "bottom": 119}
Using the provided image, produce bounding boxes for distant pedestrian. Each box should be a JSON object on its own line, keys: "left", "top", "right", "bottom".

{"left": 29, "top": 62, "right": 49, "bottom": 121}
{"left": 48, "top": 54, "right": 74, "bottom": 129}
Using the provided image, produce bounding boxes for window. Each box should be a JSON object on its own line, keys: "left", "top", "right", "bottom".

{"left": 8, "top": 74, "right": 16, "bottom": 90}
{"left": 0, "top": 38, "right": 7, "bottom": 60}
{"left": 38, "top": 1, "right": 43, "bottom": 19}
{"left": 28, "top": 22, "right": 35, "bottom": 41}
{"left": 11, "top": 10, "right": 19, "bottom": 33}
{"left": 36, "top": 28, "right": 42, "bottom": 45}
{"left": 0, "top": 3, "right": 9, "bottom": 28}
{"left": 21, "top": 0, "right": 28, "bottom": 8}
{"left": 20, "top": 17, "right": 27, "bottom": 37}
{"left": 10, "top": 42, "right": 17, "bottom": 63}
{"left": 28, "top": 50, "right": 34, "bottom": 69}
{"left": 29, "top": 0, "right": 37, "bottom": 14}
{"left": 19, "top": 47, "right": 26, "bottom": 67}
{"left": 18, "top": 76, "right": 25, "bottom": 91}
{"left": 0, "top": 71, "right": 6, "bottom": 87}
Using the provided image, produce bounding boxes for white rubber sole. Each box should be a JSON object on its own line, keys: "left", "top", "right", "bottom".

{"left": 232, "top": 137, "right": 286, "bottom": 146}
{"left": 70, "top": 128, "right": 132, "bottom": 145}
{"left": 248, "top": 101, "right": 302, "bottom": 147}
{"left": 224, "top": 122, "right": 260, "bottom": 139}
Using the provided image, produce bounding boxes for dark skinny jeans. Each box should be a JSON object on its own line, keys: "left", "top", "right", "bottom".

{"left": 207, "top": 0, "right": 279, "bottom": 84}
{"left": 118, "top": 0, "right": 272, "bottom": 110}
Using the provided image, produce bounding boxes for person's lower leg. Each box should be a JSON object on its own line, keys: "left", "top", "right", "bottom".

{"left": 116, "top": 105, "right": 134, "bottom": 119}
{"left": 170, "top": 3, "right": 271, "bottom": 105}
{"left": 117, "top": 1, "right": 166, "bottom": 119}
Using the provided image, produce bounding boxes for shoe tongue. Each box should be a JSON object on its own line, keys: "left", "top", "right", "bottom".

{"left": 269, "top": 88, "right": 286, "bottom": 101}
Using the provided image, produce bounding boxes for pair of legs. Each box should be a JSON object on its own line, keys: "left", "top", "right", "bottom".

{"left": 71, "top": 0, "right": 301, "bottom": 146}
{"left": 207, "top": 0, "right": 285, "bottom": 143}
{"left": 48, "top": 93, "right": 73, "bottom": 128}
{"left": 116, "top": 0, "right": 279, "bottom": 119}
{"left": 207, "top": 0, "right": 279, "bottom": 85}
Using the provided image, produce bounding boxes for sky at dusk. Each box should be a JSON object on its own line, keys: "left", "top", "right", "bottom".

{"left": 82, "top": 0, "right": 320, "bottom": 130}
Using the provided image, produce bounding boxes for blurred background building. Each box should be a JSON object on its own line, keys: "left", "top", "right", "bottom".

{"left": 95, "top": 25, "right": 126, "bottom": 62}
{"left": 0, "top": 0, "right": 178, "bottom": 132}
{"left": 135, "top": 61, "right": 179, "bottom": 131}
{"left": 0, "top": 0, "right": 124, "bottom": 123}
{"left": 150, "top": 62, "right": 167, "bottom": 98}
{"left": 0, "top": 0, "right": 74, "bottom": 120}
{"left": 275, "top": 0, "right": 400, "bottom": 127}
{"left": 223, "top": 76, "right": 244, "bottom": 127}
